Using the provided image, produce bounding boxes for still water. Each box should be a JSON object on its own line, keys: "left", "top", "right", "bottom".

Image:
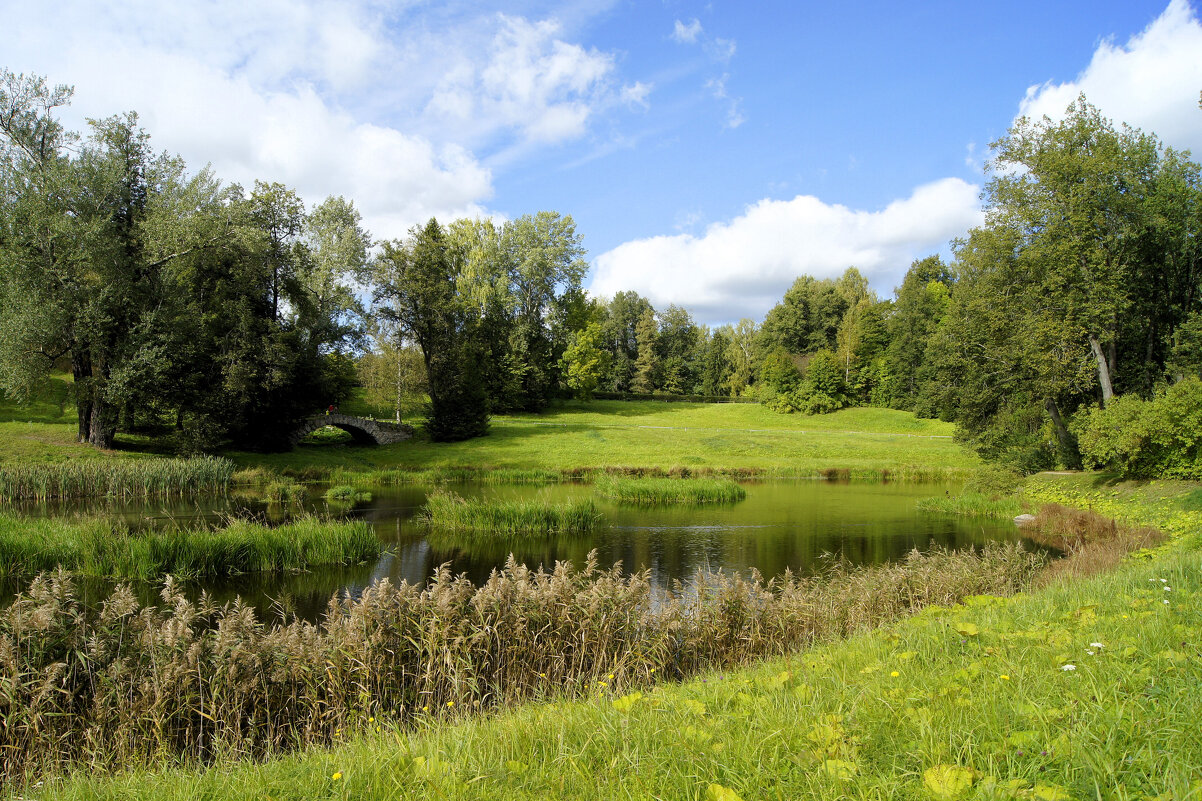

{"left": 5, "top": 480, "right": 1018, "bottom": 620}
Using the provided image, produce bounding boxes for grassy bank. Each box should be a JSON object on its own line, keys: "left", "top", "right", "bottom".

{"left": 3, "top": 542, "right": 1040, "bottom": 789}
{"left": 0, "top": 514, "right": 379, "bottom": 581}
{"left": 421, "top": 490, "right": 600, "bottom": 536}
{"left": 0, "top": 456, "right": 233, "bottom": 500}
{"left": 594, "top": 476, "right": 747, "bottom": 505}
{"left": 37, "top": 478, "right": 1202, "bottom": 801}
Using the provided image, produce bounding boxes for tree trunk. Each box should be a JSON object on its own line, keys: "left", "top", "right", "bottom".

{"left": 394, "top": 349, "right": 403, "bottom": 424}
{"left": 1044, "top": 398, "right": 1082, "bottom": 470}
{"left": 1089, "top": 334, "right": 1115, "bottom": 404}
{"left": 87, "top": 393, "right": 117, "bottom": 449}
{"left": 72, "top": 347, "right": 93, "bottom": 444}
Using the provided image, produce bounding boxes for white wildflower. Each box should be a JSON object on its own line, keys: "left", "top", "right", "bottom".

{"left": 1061, "top": 664, "right": 1077, "bottom": 671}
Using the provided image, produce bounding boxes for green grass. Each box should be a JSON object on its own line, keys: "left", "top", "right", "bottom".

{"left": 917, "top": 491, "right": 1026, "bottom": 519}
{"left": 324, "top": 485, "right": 372, "bottom": 503}
{"left": 594, "top": 476, "right": 747, "bottom": 505}
{"left": 232, "top": 401, "right": 978, "bottom": 481}
{"left": 36, "top": 479, "right": 1202, "bottom": 801}
{"left": 0, "top": 513, "right": 379, "bottom": 581}
{"left": 3, "top": 380, "right": 979, "bottom": 481}
{"left": 421, "top": 490, "right": 600, "bottom": 536}
{"left": 0, "top": 456, "right": 233, "bottom": 500}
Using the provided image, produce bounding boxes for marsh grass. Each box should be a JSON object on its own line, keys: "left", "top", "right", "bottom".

{"left": 421, "top": 490, "right": 599, "bottom": 536}
{"left": 0, "top": 457, "right": 233, "bottom": 500}
{"left": 594, "top": 476, "right": 746, "bottom": 505}
{"left": 1, "top": 542, "right": 1041, "bottom": 788}
{"left": 324, "top": 485, "right": 372, "bottom": 503}
{"left": 0, "top": 513, "right": 379, "bottom": 581}
{"left": 917, "top": 491, "right": 1025, "bottom": 519}
{"left": 263, "top": 479, "right": 307, "bottom": 503}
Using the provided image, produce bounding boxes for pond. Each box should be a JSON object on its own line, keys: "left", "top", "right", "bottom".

{"left": 4, "top": 479, "right": 1020, "bottom": 620}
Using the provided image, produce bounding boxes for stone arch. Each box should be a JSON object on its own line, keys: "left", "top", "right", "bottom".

{"left": 289, "top": 413, "right": 413, "bottom": 448}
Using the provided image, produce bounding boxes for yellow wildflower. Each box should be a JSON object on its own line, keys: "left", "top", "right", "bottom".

{"left": 332, "top": 772, "right": 343, "bottom": 781}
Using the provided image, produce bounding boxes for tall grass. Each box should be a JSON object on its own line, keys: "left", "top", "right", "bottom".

{"left": 594, "top": 476, "right": 746, "bottom": 505}
{"left": 917, "top": 491, "right": 1025, "bottom": 519}
{"left": 0, "top": 457, "right": 233, "bottom": 500}
{"left": 0, "top": 542, "right": 1041, "bottom": 787}
{"left": 0, "top": 514, "right": 379, "bottom": 581}
{"left": 421, "top": 490, "right": 599, "bottom": 536}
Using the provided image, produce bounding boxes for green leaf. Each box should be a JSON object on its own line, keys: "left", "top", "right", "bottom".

{"left": 923, "top": 764, "right": 980, "bottom": 799}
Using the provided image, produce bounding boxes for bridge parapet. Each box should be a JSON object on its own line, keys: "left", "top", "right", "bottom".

{"left": 289, "top": 413, "right": 414, "bottom": 447}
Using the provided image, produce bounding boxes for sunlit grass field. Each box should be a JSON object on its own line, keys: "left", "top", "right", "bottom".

{"left": 236, "top": 400, "right": 976, "bottom": 479}
{"left": 2, "top": 378, "right": 979, "bottom": 478}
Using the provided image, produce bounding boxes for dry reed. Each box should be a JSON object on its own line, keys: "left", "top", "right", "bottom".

{"left": 0, "top": 542, "right": 1042, "bottom": 787}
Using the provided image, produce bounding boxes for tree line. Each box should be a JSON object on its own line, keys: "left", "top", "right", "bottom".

{"left": 4, "top": 70, "right": 1200, "bottom": 474}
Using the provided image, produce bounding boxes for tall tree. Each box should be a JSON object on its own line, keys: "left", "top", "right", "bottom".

{"left": 373, "top": 219, "right": 489, "bottom": 441}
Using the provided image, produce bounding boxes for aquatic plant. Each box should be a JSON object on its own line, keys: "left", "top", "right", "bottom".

{"left": 594, "top": 476, "right": 746, "bottom": 505}
{"left": 421, "top": 490, "right": 600, "bottom": 536}
{"left": 0, "top": 457, "right": 233, "bottom": 500}
{"left": 0, "top": 513, "right": 378, "bottom": 581}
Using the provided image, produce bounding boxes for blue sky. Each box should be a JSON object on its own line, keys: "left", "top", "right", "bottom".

{"left": 3, "top": 0, "right": 1200, "bottom": 323}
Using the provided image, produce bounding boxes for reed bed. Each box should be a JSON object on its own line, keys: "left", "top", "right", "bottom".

{"left": 0, "top": 457, "right": 233, "bottom": 501}
{"left": 594, "top": 476, "right": 746, "bottom": 505}
{"left": 0, "top": 542, "right": 1042, "bottom": 787}
{"left": 0, "top": 514, "right": 379, "bottom": 581}
{"left": 916, "top": 491, "right": 1024, "bottom": 519}
{"left": 421, "top": 490, "right": 599, "bottom": 536}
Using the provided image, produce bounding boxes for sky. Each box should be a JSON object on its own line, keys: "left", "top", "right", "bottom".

{"left": 2, "top": 0, "right": 1201, "bottom": 324}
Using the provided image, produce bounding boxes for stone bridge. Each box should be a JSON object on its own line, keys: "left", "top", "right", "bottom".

{"left": 289, "top": 413, "right": 414, "bottom": 447}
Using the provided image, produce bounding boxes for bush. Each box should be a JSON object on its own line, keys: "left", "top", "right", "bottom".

{"left": 1076, "top": 378, "right": 1202, "bottom": 479}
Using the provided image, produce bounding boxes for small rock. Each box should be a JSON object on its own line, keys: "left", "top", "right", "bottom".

{"left": 1013, "top": 514, "right": 1037, "bottom": 526}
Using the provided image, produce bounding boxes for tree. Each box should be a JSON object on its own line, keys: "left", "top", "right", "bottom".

{"left": 559, "top": 322, "right": 611, "bottom": 400}
{"left": 373, "top": 219, "right": 489, "bottom": 441}
{"left": 885, "top": 255, "right": 953, "bottom": 408}
{"left": 632, "top": 307, "right": 660, "bottom": 393}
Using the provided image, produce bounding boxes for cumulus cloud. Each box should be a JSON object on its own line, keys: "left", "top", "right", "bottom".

{"left": 1018, "top": 0, "right": 1202, "bottom": 153}
{"left": 427, "top": 15, "right": 619, "bottom": 145}
{"left": 0, "top": 1, "right": 646, "bottom": 241}
{"left": 672, "top": 19, "right": 703, "bottom": 44}
{"left": 591, "top": 178, "right": 984, "bottom": 324}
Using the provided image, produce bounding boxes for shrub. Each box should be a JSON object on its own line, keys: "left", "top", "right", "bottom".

{"left": 1076, "top": 378, "right": 1202, "bottom": 479}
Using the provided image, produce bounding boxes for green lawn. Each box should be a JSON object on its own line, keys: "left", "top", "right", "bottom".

{"left": 39, "top": 477, "right": 1202, "bottom": 801}
{"left": 3, "top": 382, "right": 974, "bottom": 479}
{"left": 233, "top": 401, "right": 977, "bottom": 479}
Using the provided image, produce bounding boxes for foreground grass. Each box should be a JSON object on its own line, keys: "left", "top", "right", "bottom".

{"left": 41, "top": 489, "right": 1202, "bottom": 801}
{"left": 0, "top": 513, "right": 379, "bottom": 581}
{"left": 594, "top": 476, "right": 747, "bottom": 505}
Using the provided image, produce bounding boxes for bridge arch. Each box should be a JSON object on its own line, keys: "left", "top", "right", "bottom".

{"left": 289, "top": 413, "right": 413, "bottom": 448}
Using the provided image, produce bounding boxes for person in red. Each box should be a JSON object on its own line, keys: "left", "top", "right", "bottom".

{"left": 326, "top": 404, "right": 335, "bottom": 415}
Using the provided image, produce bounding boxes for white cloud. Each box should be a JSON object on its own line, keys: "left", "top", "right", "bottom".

{"left": 0, "top": 2, "right": 648, "bottom": 241}
{"left": 591, "top": 178, "right": 984, "bottom": 324}
{"left": 1018, "top": 0, "right": 1202, "bottom": 153}
{"left": 621, "top": 81, "right": 653, "bottom": 109}
{"left": 672, "top": 18, "right": 703, "bottom": 44}
{"left": 427, "top": 14, "right": 619, "bottom": 145}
